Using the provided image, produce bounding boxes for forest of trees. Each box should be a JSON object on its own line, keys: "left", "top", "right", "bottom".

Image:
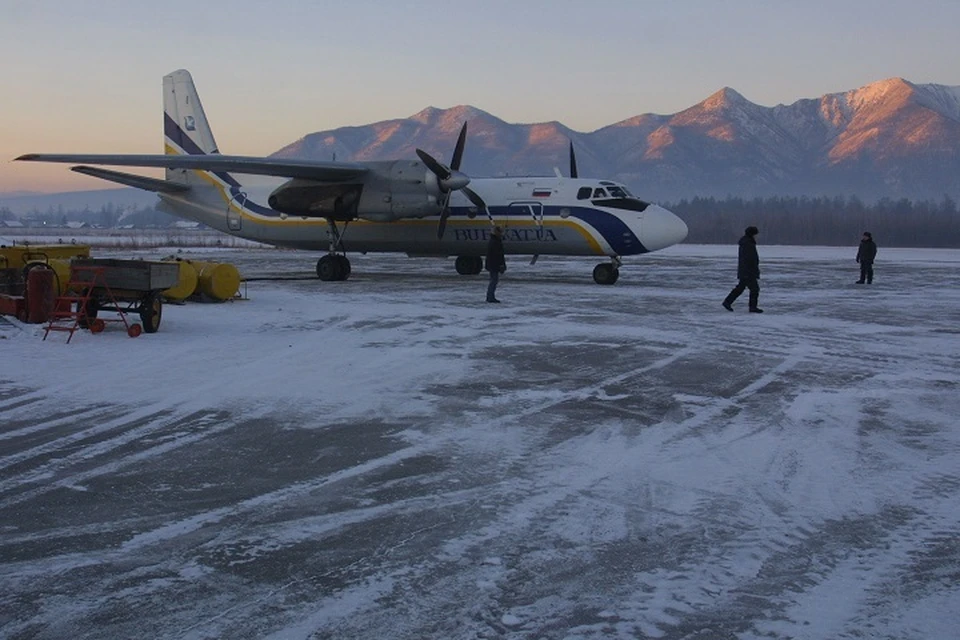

{"left": 666, "top": 195, "right": 960, "bottom": 247}
{"left": 2, "top": 204, "right": 177, "bottom": 228}
{"left": 4, "top": 195, "right": 960, "bottom": 248}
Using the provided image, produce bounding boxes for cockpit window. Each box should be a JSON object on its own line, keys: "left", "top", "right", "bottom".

{"left": 593, "top": 188, "right": 607, "bottom": 198}
{"left": 606, "top": 186, "right": 628, "bottom": 199}
{"left": 576, "top": 186, "right": 592, "bottom": 200}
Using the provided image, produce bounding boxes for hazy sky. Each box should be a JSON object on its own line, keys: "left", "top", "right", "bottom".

{"left": 2, "top": 0, "right": 959, "bottom": 193}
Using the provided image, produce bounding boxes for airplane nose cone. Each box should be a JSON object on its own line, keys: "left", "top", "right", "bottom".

{"left": 642, "top": 205, "right": 688, "bottom": 251}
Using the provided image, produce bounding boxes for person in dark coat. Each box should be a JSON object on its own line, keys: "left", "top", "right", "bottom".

{"left": 485, "top": 226, "right": 506, "bottom": 303}
{"left": 856, "top": 231, "right": 878, "bottom": 284}
{"left": 722, "top": 226, "right": 763, "bottom": 313}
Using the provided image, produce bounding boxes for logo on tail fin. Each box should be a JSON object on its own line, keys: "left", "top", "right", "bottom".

{"left": 184, "top": 116, "right": 196, "bottom": 131}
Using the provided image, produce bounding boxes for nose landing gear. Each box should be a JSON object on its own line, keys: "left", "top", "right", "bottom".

{"left": 593, "top": 256, "right": 621, "bottom": 285}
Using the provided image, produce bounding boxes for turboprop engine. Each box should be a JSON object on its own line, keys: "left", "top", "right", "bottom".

{"left": 266, "top": 159, "right": 454, "bottom": 222}
{"left": 266, "top": 123, "right": 487, "bottom": 234}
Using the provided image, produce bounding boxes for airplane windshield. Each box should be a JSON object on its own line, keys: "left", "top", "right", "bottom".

{"left": 606, "top": 186, "right": 629, "bottom": 199}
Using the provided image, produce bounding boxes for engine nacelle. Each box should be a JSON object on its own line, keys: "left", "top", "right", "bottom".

{"left": 267, "top": 160, "right": 445, "bottom": 222}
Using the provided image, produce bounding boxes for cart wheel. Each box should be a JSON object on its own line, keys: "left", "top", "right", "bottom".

{"left": 78, "top": 293, "right": 99, "bottom": 329}
{"left": 90, "top": 319, "right": 106, "bottom": 334}
{"left": 139, "top": 292, "right": 162, "bottom": 333}
{"left": 127, "top": 323, "right": 143, "bottom": 338}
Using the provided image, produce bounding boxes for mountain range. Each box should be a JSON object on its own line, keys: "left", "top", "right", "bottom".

{"left": 274, "top": 77, "right": 960, "bottom": 203}
{"left": 5, "top": 77, "right": 958, "bottom": 215}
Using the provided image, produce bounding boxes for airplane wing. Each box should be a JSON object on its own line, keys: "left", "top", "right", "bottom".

{"left": 16, "top": 153, "right": 369, "bottom": 182}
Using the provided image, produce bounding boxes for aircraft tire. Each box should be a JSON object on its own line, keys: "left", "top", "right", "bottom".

{"left": 317, "top": 255, "right": 339, "bottom": 281}
{"left": 593, "top": 263, "right": 619, "bottom": 285}
{"left": 336, "top": 255, "right": 351, "bottom": 280}
{"left": 455, "top": 255, "right": 480, "bottom": 275}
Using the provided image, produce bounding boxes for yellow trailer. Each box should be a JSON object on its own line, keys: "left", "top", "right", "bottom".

{"left": 0, "top": 244, "right": 91, "bottom": 271}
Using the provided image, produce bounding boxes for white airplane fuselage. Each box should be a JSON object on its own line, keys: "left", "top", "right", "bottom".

{"left": 157, "top": 172, "right": 687, "bottom": 259}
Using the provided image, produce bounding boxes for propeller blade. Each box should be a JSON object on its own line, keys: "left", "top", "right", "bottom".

{"left": 437, "top": 209, "right": 451, "bottom": 239}
{"left": 463, "top": 187, "right": 495, "bottom": 226}
{"left": 451, "top": 123, "right": 468, "bottom": 171}
{"left": 416, "top": 149, "right": 451, "bottom": 181}
{"left": 462, "top": 186, "right": 486, "bottom": 210}
{"left": 437, "top": 191, "right": 453, "bottom": 239}
{"left": 569, "top": 141, "right": 578, "bottom": 179}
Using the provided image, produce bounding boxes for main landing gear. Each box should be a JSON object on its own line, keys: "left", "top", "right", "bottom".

{"left": 316, "top": 254, "right": 351, "bottom": 281}
{"left": 592, "top": 257, "right": 621, "bottom": 285}
{"left": 316, "top": 219, "right": 351, "bottom": 281}
{"left": 455, "top": 255, "right": 484, "bottom": 275}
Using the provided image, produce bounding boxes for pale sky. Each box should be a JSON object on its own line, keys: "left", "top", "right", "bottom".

{"left": 2, "top": 0, "right": 959, "bottom": 193}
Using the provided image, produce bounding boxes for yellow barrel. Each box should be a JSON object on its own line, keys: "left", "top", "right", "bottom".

{"left": 46, "top": 259, "right": 74, "bottom": 296}
{"left": 162, "top": 259, "right": 199, "bottom": 301}
{"left": 192, "top": 260, "right": 241, "bottom": 301}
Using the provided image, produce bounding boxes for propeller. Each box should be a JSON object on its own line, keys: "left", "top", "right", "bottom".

{"left": 416, "top": 123, "right": 488, "bottom": 238}
{"left": 569, "top": 140, "right": 579, "bottom": 179}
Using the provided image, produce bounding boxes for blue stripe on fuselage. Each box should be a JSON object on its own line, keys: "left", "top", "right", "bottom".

{"left": 448, "top": 205, "right": 648, "bottom": 255}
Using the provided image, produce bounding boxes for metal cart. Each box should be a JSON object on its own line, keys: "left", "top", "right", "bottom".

{"left": 68, "top": 258, "right": 180, "bottom": 335}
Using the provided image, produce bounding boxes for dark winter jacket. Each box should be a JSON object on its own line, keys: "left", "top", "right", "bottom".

{"left": 485, "top": 233, "right": 505, "bottom": 272}
{"left": 856, "top": 239, "right": 877, "bottom": 264}
{"left": 737, "top": 234, "right": 760, "bottom": 280}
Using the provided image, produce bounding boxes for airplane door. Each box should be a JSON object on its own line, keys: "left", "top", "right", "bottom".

{"left": 508, "top": 201, "right": 545, "bottom": 240}
{"left": 227, "top": 190, "right": 245, "bottom": 231}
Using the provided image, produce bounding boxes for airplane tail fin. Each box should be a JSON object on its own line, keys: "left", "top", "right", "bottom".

{"left": 163, "top": 69, "right": 219, "bottom": 185}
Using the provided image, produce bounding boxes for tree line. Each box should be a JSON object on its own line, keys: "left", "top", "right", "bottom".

{"left": 4, "top": 204, "right": 177, "bottom": 228}
{"left": 665, "top": 195, "right": 960, "bottom": 247}
{"left": 6, "top": 195, "right": 960, "bottom": 247}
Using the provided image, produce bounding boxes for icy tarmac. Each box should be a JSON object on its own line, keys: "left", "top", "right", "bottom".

{"left": 1, "top": 245, "right": 959, "bottom": 639}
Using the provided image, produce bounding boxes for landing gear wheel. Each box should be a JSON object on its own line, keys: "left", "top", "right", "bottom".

{"left": 455, "top": 255, "right": 483, "bottom": 275}
{"left": 335, "top": 255, "right": 351, "bottom": 280}
{"left": 593, "top": 263, "right": 620, "bottom": 285}
{"left": 317, "top": 255, "right": 350, "bottom": 281}
{"left": 139, "top": 292, "right": 163, "bottom": 333}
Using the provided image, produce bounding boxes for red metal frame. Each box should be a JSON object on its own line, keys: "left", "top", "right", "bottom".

{"left": 44, "top": 266, "right": 136, "bottom": 342}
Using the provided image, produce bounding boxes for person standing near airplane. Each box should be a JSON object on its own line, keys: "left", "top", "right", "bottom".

{"left": 856, "top": 231, "right": 877, "bottom": 284}
{"left": 485, "top": 226, "right": 506, "bottom": 303}
{"left": 722, "top": 226, "right": 763, "bottom": 313}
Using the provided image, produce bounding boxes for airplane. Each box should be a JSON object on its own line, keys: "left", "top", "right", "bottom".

{"left": 16, "top": 69, "right": 688, "bottom": 285}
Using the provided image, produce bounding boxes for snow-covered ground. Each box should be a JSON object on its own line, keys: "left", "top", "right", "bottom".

{"left": 2, "top": 244, "right": 959, "bottom": 639}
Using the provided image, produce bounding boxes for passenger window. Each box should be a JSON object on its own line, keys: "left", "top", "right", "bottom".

{"left": 577, "top": 187, "right": 592, "bottom": 200}
{"left": 593, "top": 188, "right": 607, "bottom": 198}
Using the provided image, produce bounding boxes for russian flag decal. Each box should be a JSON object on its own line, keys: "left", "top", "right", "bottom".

{"left": 532, "top": 188, "right": 552, "bottom": 198}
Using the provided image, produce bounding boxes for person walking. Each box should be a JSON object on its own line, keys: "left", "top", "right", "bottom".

{"left": 856, "top": 231, "right": 877, "bottom": 284}
{"left": 722, "top": 226, "right": 763, "bottom": 313}
{"left": 485, "top": 226, "right": 506, "bottom": 303}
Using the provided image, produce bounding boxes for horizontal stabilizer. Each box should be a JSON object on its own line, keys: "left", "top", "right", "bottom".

{"left": 70, "top": 166, "right": 191, "bottom": 193}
